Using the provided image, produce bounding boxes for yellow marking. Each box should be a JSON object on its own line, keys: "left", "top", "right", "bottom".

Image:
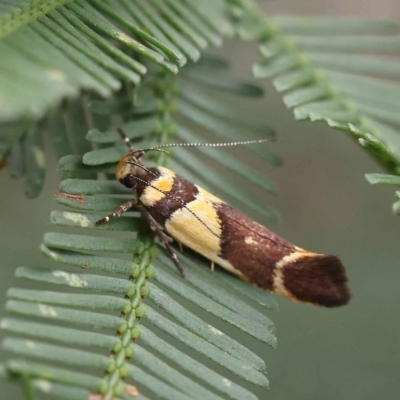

{"left": 166, "top": 192, "right": 221, "bottom": 255}
{"left": 188, "top": 200, "right": 221, "bottom": 236}
{"left": 216, "top": 257, "right": 247, "bottom": 280}
{"left": 196, "top": 185, "right": 224, "bottom": 204}
{"left": 156, "top": 177, "right": 174, "bottom": 192}
{"left": 140, "top": 167, "right": 175, "bottom": 207}
{"left": 166, "top": 188, "right": 247, "bottom": 280}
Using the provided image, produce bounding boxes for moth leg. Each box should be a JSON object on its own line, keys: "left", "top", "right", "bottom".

{"left": 211, "top": 261, "right": 215, "bottom": 273}
{"left": 136, "top": 204, "right": 172, "bottom": 243}
{"left": 137, "top": 203, "right": 185, "bottom": 277}
{"left": 95, "top": 199, "right": 137, "bottom": 226}
{"left": 178, "top": 241, "right": 183, "bottom": 253}
{"left": 164, "top": 241, "right": 186, "bottom": 277}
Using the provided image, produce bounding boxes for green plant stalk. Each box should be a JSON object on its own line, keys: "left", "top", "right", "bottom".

{"left": 99, "top": 70, "right": 178, "bottom": 398}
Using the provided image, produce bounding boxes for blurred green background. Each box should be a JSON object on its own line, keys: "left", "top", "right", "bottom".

{"left": 1, "top": 1, "right": 400, "bottom": 399}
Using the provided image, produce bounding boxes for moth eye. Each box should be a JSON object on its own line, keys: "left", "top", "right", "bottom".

{"left": 119, "top": 174, "right": 136, "bottom": 188}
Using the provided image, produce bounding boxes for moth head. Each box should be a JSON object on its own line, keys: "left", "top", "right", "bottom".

{"left": 116, "top": 153, "right": 144, "bottom": 188}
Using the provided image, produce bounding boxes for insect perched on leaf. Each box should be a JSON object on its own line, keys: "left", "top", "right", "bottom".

{"left": 96, "top": 128, "right": 350, "bottom": 308}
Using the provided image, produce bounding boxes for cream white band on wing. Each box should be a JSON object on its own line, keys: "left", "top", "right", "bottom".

{"left": 166, "top": 188, "right": 222, "bottom": 254}
{"left": 165, "top": 185, "right": 246, "bottom": 279}
{"left": 140, "top": 167, "right": 175, "bottom": 207}
{"left": 272, "top": 250, "right": 314, "bottom": 300}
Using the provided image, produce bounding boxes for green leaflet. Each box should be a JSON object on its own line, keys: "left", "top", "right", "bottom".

{"left": 6, "top": 299, "right": 126, "bottom": 331}
{"left": 5, "top": 149, "right": 277, "bottom": 397}
{"left": 233, "top": 3, "right": 400, "bottom": 172}
{"left": 365, "top": 173, "right": 400, "bottom": 216}
{"left": 151, "top": 265, "right": 275, "bottom": 344}
{"left": 366, "top": 174, "right": 400, "bottom": 186}
{"left": 9, "top": 1, "right": 395, "bottom": 399}
{"left": 156, "top": 252, "right": 276, "bottom": 328}
{"left": 230, "top": 1, "right": 400, "bottom": 214}
{"left": 5, "top": 360, "right": 104, "bottom": 394}
{"left": 4, "top": 338, "right": 112, "bottom": 372}
{"left": 0, "top": 0, "right": 232, "bottom": 124}
{"left": 5, "top": 244, "right": 274, "bottom": 395}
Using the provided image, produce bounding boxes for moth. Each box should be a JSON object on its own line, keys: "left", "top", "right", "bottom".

{"left": 96, "top": 128, "right": 350, "bottom": 307}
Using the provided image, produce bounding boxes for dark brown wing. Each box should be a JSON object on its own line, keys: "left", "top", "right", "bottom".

{"left": 216, "top": 203, "right": 350, "bottom": 307}
{"left": 216, "top": 203, "right": 296, "bottom": 291}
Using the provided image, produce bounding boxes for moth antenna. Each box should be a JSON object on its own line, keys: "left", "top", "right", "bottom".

{"left": 126, "top": 160, "right": 158, "bottom": 178}
{"left": 140, "top": 138, "right": 275, "bottom": 152}
{"left": 117, "top": 127, "right": 135, "bottom": 152}
{"left": 131, "top": 175, "right": 219, "bottom": 238}
{"left": 132, "top": 148, "right": 170, "bottom": 159}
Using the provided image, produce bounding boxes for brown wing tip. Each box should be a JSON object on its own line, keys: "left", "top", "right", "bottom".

{"left": 281, "top": 254, "right": 351, "bottom": 308}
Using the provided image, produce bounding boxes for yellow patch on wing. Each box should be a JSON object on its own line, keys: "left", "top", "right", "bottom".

{"left": 217, "top": 258, "right": 248, "bottom": 280}
{"left": 140, "top": 167, "right": 175, "bottom": 207}
{"left": 196, "top": 186, "right": 224, "bottom": 204}
{"left": 166, "top": 183, "right": 245, "bottom": 279}
{"left": 166, "top": 188, "right": 221, "bottom": 257}
{"left": 155, "top": 178, "right": 174, "bottom": 192}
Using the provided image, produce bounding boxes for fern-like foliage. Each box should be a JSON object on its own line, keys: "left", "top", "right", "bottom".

{"left": 0, "top": 0, "right": 231, "bottom": 123}
{"left": 3, "top": 0, "right": 400, "bottom": 398}
{"left": 229, "top": 0, "right": 400, "bottom": 214}
{"left": 0, "top": 0, "right": 231, "bottom": 196}
{"left": 249, "top": 11, "right": 400, "bottom": 172}
{"left": 2, "top": 0, "right": 400, "bottom": 213}
{"left": 1, "top": 1, "right": 281, "bottom": 396}
{"left": 2, "top": 63, "right": 279, "bottom": 399}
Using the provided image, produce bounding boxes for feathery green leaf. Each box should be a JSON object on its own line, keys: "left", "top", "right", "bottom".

{"left": 2, "top": 33, "right": 279, "bottom": 398}
{"left": 232, "top": 1, "right": 400, "bottom": 179}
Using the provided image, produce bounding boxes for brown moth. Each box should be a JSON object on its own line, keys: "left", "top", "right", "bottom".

{"left": 96, "top": 129, "right": 350, "bottom": 308}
